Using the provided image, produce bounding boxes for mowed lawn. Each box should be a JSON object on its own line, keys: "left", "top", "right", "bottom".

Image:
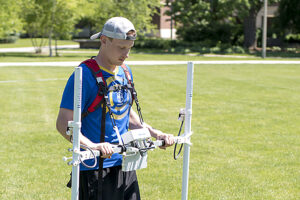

{"left": 0, "top": 63, "right": 299, "bottom": 200}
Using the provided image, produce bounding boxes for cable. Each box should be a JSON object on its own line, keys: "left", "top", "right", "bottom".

{"left": 79, "top": 144, "right": 97, "bottom": 168}
{"left": 173, "top": 120, "right": 184, "bottom": 160}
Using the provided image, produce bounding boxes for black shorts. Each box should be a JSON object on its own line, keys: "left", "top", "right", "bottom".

{"left": 68, "top": 166, "right": 140, "bottom": 200}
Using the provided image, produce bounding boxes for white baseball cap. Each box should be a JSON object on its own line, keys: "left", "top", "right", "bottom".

{"left": 90, "top": 17, "right": 136, "bottom": 40}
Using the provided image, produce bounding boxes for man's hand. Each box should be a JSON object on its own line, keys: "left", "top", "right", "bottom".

{"left": 128, "top": 109, "right": 175, "bottom": 149}
{"left": 141, "top": 122, "right": 175, "bottom": 149}
{"left": 157, "top": 132, "right": 175, "bottom": 149}
{"left": 92, "top": 142, "right": 114, "bottom": 158}
{"left": 147, "top": 127, "right": 174, "bottom": 149}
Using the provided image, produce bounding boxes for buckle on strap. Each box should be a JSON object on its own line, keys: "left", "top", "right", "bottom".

{"left": 96, "top": 77, "right": 104, "bottom": 83}
{"left": 108, "top": 85, "right": 130, "bottom": 92}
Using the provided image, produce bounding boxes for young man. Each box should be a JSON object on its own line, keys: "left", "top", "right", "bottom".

{"left": 56, "top": 17, "right": 174, "bottom": 200}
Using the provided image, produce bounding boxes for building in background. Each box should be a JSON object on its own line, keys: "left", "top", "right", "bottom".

{"left": 152, "top": 1, "right": 176, "bottom": 39}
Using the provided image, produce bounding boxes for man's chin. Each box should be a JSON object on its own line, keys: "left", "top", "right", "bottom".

{"left": 117, "top": 60, "right": 125, "bottom": 65}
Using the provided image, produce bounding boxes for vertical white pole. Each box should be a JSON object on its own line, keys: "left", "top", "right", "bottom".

{"left": 71, "top": 67, "right": 82, "bottom": 200}
{"left": 181, "top": 62, "right": 194, "bottom": 200}
{"left": 262, "top": 0, "right": 268, "bottom": 58}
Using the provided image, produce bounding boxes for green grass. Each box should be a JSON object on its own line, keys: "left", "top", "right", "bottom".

{"left": 0, "top": 50, "right": 299, "bottom": 62}
{"left": 0, "top": 38, "right": 77, "bottom": 48}
{"left": 0, "top": 38, "right": 299, "bottom": 62}
{"left": 0, "top": 64, "right": 300, "bottom": 199}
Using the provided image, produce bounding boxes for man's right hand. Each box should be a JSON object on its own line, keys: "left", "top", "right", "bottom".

{"left": 92, "top": 142, "right": 114, "bottom": 158}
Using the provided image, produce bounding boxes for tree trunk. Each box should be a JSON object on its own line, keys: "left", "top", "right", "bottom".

{"left": 244, "top": 8, "right": 257, "bottom": 49}
{"left": 55, "top": 38, "right": 58, "bottom": 56}
{"left": 49, "top": 29, "right": 53, "bottom": 57}
{"left": 49, "top": 0, "right": 56, "bottom": 57}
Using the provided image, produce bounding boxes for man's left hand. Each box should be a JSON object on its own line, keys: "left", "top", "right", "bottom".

{"left": 157, "top": 133, "right": 175, "bottom": 149}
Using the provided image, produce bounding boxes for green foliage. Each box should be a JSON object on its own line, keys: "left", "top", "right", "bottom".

{"left": 166, "top": 0, "right": 244, "bottom": 44}
{"left": 76, "top": 0, "right": 160, "bottom": 35}
{"left": 21, "top": 0, "right": 79, "bottom": 40}
{"left": 135, "top": 36, "right": 172, "bottom": 49}
{"left": 52, "top": 0, "right": 80, "bottom": 40}
{"left": 22, "top": 0, "right": 52, "bottom": 38}
{"left": 277, "top": 0, "right": 300, "bottom": 33}
{"left": 166, "top": 0, "right": 281, "bottom": 47}
{"left": 20, "top": 0, "right": 80, "bottom": 54}
{"left": 134, "top": 36, "right": 247, "bottom": 54}
{"left": 285, "top": 33, "right": 300, "bottom": 43}
{"left": 0, "top": 0, "right": 23, "bottom": 39}
{"left": 0, "top": 35, "right": 19, "bottom": 44}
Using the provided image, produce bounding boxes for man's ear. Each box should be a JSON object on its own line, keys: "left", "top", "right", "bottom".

{"left": 100, "top": 35, "right": 107, "bottom": 45}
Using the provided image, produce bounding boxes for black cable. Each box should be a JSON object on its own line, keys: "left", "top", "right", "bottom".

{"left": 174, "top": 120, "right": 184, "bottom": 160}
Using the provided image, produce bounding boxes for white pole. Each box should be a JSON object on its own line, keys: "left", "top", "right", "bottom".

{"left": 181, "top": 62, "right": 194, "bottom": 200}
{"left": 262, "top": 0, "right": 268, "bottom": 58}
{"left": 71, "top": 67, "right": 82, "bottom": 200}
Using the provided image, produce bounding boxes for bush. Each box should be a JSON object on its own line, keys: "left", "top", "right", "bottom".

{"left": 0, "top": 35, "right": 18, "bottom": 44}
{"left": 272, "top": 46, "right": 282, "bottom": 51}
{"left": 225, "top": 48, "right": 233, "bottom": 54}
{"left": 285, "top": 34, "right": 300, "bottom": 43}
{"left": 133, "top": 36, "right": 248, "bottom": 54}
{"left": 210, "top": 46, "right": 221, "bottom": 53}
{"left": 232, "top": 46, "right": 245, "bottom": 54}
{"left": 134, "top": 36, "right": 171, "bottom": 49}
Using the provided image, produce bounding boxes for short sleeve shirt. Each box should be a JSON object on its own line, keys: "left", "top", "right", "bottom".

{"left": 60, "top": 61, "right": 133, "bottom": 170}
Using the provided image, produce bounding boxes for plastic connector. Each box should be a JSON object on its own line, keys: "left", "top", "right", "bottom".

{"left": 178, "top": 108, "right": 185, "bottom": 121}
{"left": 66, "top": 127, "right": 73, "bottom": 136}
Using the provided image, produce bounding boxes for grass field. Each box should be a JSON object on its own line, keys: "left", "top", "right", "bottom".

{"left": 1, "top": 51, "right": 300, "bottom": 63}
{"left": 0, "top": 38, "right": 77, "bottom": 48}
{"left": 1, "top": 38, "right": 299, "bottom": 63}
{"left": 0, "top": 63, "right": 300, "bottom": 200}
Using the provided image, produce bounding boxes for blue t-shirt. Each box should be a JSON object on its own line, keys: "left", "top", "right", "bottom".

{"left": 60, "top": 61, "right": 133, "bottom": 170}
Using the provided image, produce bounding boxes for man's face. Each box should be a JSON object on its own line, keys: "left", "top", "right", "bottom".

{"left": 103, "top": 36, "right": 134, "bottom": 66}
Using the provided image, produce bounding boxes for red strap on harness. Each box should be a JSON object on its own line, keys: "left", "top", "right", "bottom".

{"left": 81, "top": 59, "right": 135, "bottom": 118}
{"left": 121, "top": 64, "right": 132, "bottom": 85}
{"left": 81, "top": 59, "right": 106, "bottom": 116}
{"left": 121, "top": 64, "right": 135, "bottom": 101}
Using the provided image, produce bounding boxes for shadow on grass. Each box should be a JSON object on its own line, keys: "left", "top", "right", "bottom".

{"left": 0, "top": 52, "right": 88, "bottom": 58}
{"left": 132, "top": 48, "right": 300, "bottom": 58}
{"left": 0, "top": 49, "right": 299, "bottom": 59}
{"left": 0, "top": 52, "right": 43, "bottom": 58}
{"left": 251, "top": 51, "right": 300, "bottom": 58}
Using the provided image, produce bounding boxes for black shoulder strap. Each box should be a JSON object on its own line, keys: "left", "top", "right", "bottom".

{"left": 121, "top": 64, "right": 144, "bottom": 124}
{"left": 97, "top": 103, "right": 106, "bottom": 199}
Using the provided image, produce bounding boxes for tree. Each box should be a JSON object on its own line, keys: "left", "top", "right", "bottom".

{"left": 51, "top": 0, "right": 79, "bottom": 56}
{"left": 235, "top": 0, "right": 282, "bottom": 49}
{"left": 237, "top": 0, "right": 263, "bottom": 49}
{"left": 77, "top": 0, "right": 160, "bottom": 36}
{"left": 166, "top": 0, "right": 242, "bottom": 45}
{"left": 21, "top": 0, "right": 79, "bottom": 56}
{"left": 0, "top": 0, "right": 23, "bottom": 40}
{"left": 277, "top": 0, "right": 300, "bottom": 33}
{"left": 22, "top": 0, "right": 52, "bottom": 53}
{"left": 166, "top": 0, "right": 281, "bottom": 49}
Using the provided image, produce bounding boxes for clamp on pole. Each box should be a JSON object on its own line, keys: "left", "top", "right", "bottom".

{"left": 174, "top": 133, "right": 192, "bottom": 146}
{"left": 68, "top": 121, "right": 81, "bottom": 130}
{"left": 62, "top": 120, "right": 83, "bottom": 167}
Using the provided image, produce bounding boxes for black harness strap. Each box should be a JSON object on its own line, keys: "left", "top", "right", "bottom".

{"left": 97, "top": 103, "right": 106, "bottom": 200}
{"left": 121, "top": 64, "right": 144, "bottom": 124}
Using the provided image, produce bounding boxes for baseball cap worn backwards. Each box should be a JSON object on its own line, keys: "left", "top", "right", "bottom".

{"left": 90, "top": 17, "right": 136, "bottom": 40}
